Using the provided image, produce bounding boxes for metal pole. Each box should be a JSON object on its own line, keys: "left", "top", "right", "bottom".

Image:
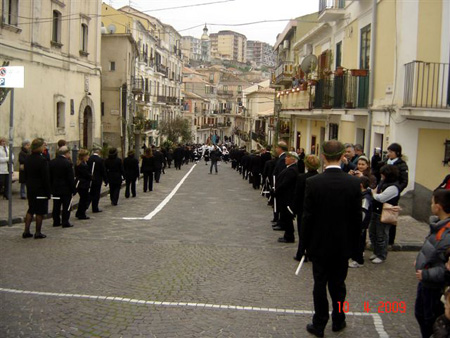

{"left": 8, "top": 89, "right": 14, "bottom": 226}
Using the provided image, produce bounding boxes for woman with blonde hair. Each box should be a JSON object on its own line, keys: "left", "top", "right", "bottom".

{"left": 293, "top": 154, "right": 321, "bottom": 262}
{"left": 75, "top": 149, "right": 92, "bottom": 220}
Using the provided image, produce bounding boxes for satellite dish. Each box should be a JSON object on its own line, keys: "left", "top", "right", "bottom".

{"left": 107, "top": 24, "right": 116, "bottom": 34}
{"left": 300, "top": 54, "right": 318, "bottom": 74}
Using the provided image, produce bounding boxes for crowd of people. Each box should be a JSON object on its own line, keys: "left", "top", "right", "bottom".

{"left": 3, "top": 134, "right": 450, "bottom": 337}
{"left": 16, "top": 139, "right": 208, "bottom": 239}
{"left": 229, "top": 139, "right": 450, "bottom": 337}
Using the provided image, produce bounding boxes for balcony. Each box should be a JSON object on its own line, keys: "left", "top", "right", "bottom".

{"left": 156, "top": 64, "right": 168, "bottom": 77}
{"left": 403, "top": 61, "right": 450, "bottom": 109}
{"left": 144, "top": 120, "right": 158, "bottom": 130}
{"left": 167, "top": 96, "right": 178, "bottom": 105}
{"left": 157, "top": 96, "right": 167, "bottom": 104}
{"left": 279, "top": 70, "right": 370, "bottom": 110}
{"left": 273, "top": 61, "right": 294, "bottom": 86}
{"left": 131, "top": 77, "right": 144, "bottom": 94}
{"left": 318, "top": 0, "right": 346, "bottom": 23}
{"left": 217, "top": 90, "right": 233, "bottom": 97}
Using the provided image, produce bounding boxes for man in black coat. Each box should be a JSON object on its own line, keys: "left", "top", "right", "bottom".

{"left": 271, "top": 141, "right": 288, "bottom": 226}
{"left": 301, "top": 140, "right": 361, "bottom": 337}
{"left": 173, "top": 144, "right": 184, "bottom": 170}
{"left": 49, "top": 146, "right": 76, "bottom": 227}
{"left": 87, "top": 147, "right": 107, "bottom": 213}
{"left": 153, "top": 147, "right": 164, "bottom": 183}
{"left": 123, "top": 150, "right": 139, "bottom": 198}
{"left": 23, "top": 138, "right": 51, "bottom": 239}
{"left": 274, "top": 151, "right": 299, "bottom": 242}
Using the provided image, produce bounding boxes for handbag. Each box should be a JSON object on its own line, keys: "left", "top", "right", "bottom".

{"left": 381, "top": 203, "right": 401, "bottom": 225}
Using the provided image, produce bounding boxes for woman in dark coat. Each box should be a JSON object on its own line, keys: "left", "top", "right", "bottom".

{"left": 293, "top": 155, "right": 320, "bottom": 261}
{"left": 153, "top": 147, "right": 164, "bottom": 183}
{"left": 123, "top": 150, "right": 139, "bottom": 198}
{"left": 104, "top": 148, "right": 124, "bottom": 206}
{"left": 141, "top": 147, "right": 155, "bottom": 192}
{"left": 75, "top": 149, "right": 92, "bottom": 220}
{"left": 19, "top": 139, "right": 31, "bottom": 199}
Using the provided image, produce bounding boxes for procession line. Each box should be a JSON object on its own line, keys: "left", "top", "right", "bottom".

{"left": 0, "top": 287, "right": 388, "bottom": 337}
{"left": 122, "top": 163, "right": 197, "bottom": 221}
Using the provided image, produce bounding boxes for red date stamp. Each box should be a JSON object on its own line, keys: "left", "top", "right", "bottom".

{"left": 337, "top": 301, "right": 407, "bottom": 313}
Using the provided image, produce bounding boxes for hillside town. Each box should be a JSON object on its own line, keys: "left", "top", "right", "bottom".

{"left": 1, "top": 1, "right": 450, "bottom": 337}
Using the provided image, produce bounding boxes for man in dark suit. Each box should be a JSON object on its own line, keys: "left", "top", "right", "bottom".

{"left": 301, "top": 140, "right": 361, "bottom": 337}
{"left": 271, "top": 141, "right": 288, "bottom": 228}
{"left": 23, "top": 138, "right": 51, "bottom": 239}
{"left": 49, "top": 146, "right": 76, "bottom": 228}
{"left": 274, "top": 151, "right": 299, "bottom": 243}
{"left": 87, "top": 147, "right": 107, "bottom": 213}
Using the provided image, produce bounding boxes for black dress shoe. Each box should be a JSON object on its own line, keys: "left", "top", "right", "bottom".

{"left": 272, "top": 226, "right": 284, "bottom": 231}
{"left": 62, "top": 224, "right": 74, "bottom": 228}
{"left": 34, "top": 233, "right": 47, "bottom": 239}
{"left": 93, "top": 209, "right": 102, "bottom": 213}
{"left": 77, "top": 216, "right": 90, "bottom": 220}
{"left": 53, "top": 223, "right": 61, "bottom": 227}
{"left": 278, "top": 237, "right": 295, "bottom": 243}
{"left": 332, "top": 321, "right": 346, "bottom": 332}
{"left": 293, "top": 256, "right": 301, "bottom": 262}
{"left": 306, "top": 323, "right": 324, "bottom": 338}
{"left": 22, "top": 232, "right": 33, "bottom": 239}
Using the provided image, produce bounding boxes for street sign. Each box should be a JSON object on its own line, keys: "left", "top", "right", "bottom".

{"left": 0, "top": 66, "right": 24, "bottom": 88}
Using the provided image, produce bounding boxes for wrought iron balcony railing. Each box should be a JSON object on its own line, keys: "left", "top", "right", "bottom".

{"left": 404, "top": 61, "right": 450, "bottom": 109}
{"left": 319, "top": 0, "right": 345, "bottom": 14}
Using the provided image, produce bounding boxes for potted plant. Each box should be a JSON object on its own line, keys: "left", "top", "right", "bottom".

{"left": 351, "top": 69, "right": 368, "bottom": 77}
{"left": 335, "top": 66, "right": 344, "bottom": 76}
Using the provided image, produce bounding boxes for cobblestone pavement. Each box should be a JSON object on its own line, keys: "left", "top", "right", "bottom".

{"left": 0, "top": 161, "right": 421, "bottom": 337}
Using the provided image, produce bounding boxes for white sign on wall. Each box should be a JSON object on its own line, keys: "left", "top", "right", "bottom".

{"left": 0, "top": 66, "right": 24, "bottom": 88}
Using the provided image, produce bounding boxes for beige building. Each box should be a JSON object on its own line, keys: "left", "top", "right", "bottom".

{"left": 0, "top": 0, "right": 102, "bottom": 157}
{"left": 101, "top": 4, "right": 184, "bottom": 149}
{"left": 272, "top": 1, "right": 450, "bottom": 221}
{"left": 101, "top": 32, "right": 137, "bottom": 154}
{"left": 210, "top": 30, "right": 247, "bottom": 63}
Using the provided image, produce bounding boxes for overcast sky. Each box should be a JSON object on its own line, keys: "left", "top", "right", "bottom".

{"left": 108, "top": 0, "right": 319, "bottom": 45}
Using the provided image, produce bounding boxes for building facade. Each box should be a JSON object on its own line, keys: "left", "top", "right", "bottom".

{"left": 210, "top": 30, "right": 247, "bottom": 63}
{"left": 246, "top": 40, "right": 276, "bottom": 68}
{"left": 0, "top": 0, "right": 102, "bottom": 158}
{"left": 271, "top": 0, "right": 450, "bottom": 221}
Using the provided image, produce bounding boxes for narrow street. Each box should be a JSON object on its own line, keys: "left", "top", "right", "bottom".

{"left": 0, "top": 162, "right": 420, "bottom": 337}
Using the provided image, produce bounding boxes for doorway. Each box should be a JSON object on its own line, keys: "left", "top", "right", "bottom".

{"left": 83, "top": 105, "right": 93, "bottom": 149}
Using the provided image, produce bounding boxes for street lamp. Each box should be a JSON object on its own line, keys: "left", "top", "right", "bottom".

{"left": 273, "top": 97, "right": 282, "bottom": 148}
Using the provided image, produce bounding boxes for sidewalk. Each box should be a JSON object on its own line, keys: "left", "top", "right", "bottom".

{"left": 0, "top": 171, "right": 430, "bottom": 251}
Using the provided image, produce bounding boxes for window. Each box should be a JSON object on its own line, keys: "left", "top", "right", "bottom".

{"left": 329, "top": 123, "right": 338, "bottom": 140}
{"left": 52, "top": 10, "right": 62, "bottom": 45}
{"left": 70, "top": 99, "right": 74, "bottom": 115}
{"left": 110, "top": 61, "right": 115, "bottom": 71}
{"left": 223, "top": 85, "right": 228, "bottom": 93}
{"left": 360, "top": 24, "right": 371, "bottom": 69}
{"left": 237, "top": 85, "right": 242, "bottom": 93}
{"left": 335, "top": 41, "right": 342, "bottom": 68}
{"left": 3, "top": 0, "right": 19, "bottom": 26}
{"left": 81, "top": 23, "right": 88, "bottom": 54}
{"left": 56, "top": 101, "right": 65, "bottom": 130}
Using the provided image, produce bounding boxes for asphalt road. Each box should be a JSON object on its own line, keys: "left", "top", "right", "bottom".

{"left": 0, "top": 161, "right": 420, "bottom": 337}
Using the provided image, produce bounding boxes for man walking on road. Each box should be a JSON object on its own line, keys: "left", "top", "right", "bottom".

{"left": 301, "top": 140, "right": 361, "bottom": 337}
{"left": 209, "top": 145, "right": 221, "bottom": 174}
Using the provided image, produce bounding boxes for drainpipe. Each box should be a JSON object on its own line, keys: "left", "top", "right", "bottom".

{"left": 367, "top": 0, "right": 378, "bottom": 156}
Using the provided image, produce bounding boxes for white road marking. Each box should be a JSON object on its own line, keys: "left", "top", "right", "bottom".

{"left": 0, "top": 287, "right": 388, "bottom": 337}
{"left": 122, "top": 164, "right": 197, "bottom": 221}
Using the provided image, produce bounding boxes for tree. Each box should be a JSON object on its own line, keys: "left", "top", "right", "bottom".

{"left": 157, "top": 116, "right": 192, "bottom": 143}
